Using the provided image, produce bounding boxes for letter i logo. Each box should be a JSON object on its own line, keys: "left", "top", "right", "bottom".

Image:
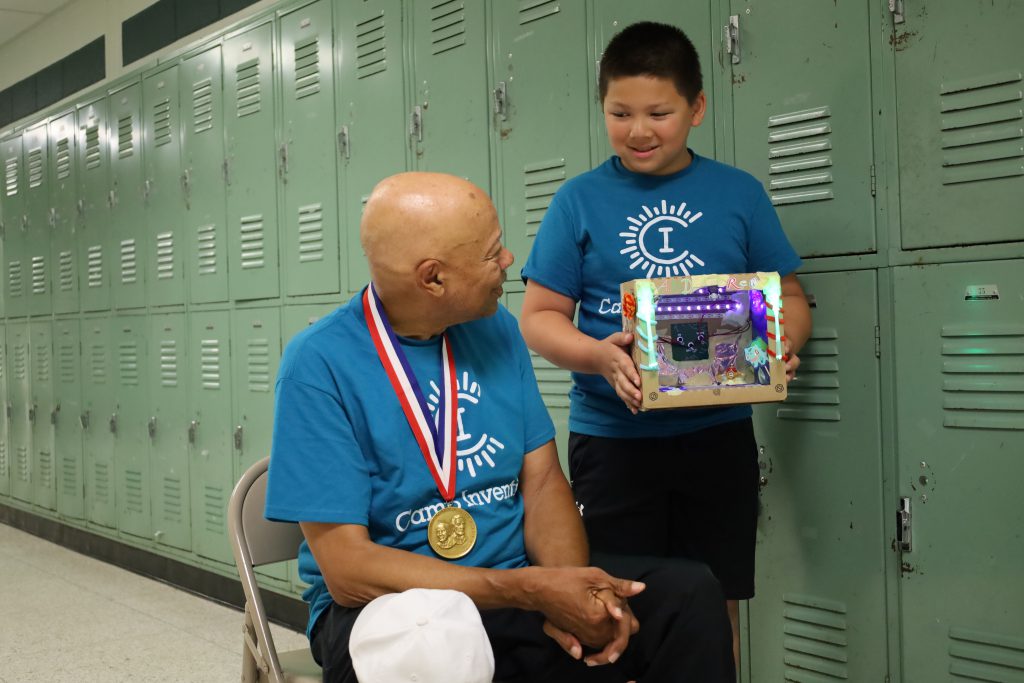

{"left": 428, "top": 371, "right": 505, "bottom": 477}
{"left": 618, "top": 199, "right": 706, "bottom": 278}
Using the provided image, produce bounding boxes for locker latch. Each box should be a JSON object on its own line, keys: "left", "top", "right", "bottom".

{"left": 188, "top": 420, "right": 198, "bottom": 445}
{"left": 109, "top": 413, "right": 118, "bottom": 435}
{"left": 409, "top": 106, "right": 424, "bottom": 142}
{"left": 51, "top": 403, "right": 59, "bottom": 426}
{"left": 48, "top": 207, "right": 57, "bottom": 230}
{"left": 77, "top": 199, "right": 85, "bottom": 218}
{"left": 6, "top": 402, "right": 12, "bottom": 419}
{"left": 337, "top": 126, "right": 350, "bottom": 160}
{"left": 897, "top": 496, "right": 912, "bottom": 552}
{"left": 28, "top": 403, "right": 37, "bottom": 424}
{"left": 181, "top": 169, "right": 192, "bottom": 209}
{"left": 888, "top": 0, "right": 905, "bottom": 24}
{"left": 234, "top": 425, "right": 244, "bottom": 450}
{"left": 80, "top": 410, "right": 90, "bottom": 430}
{"left": 278, "top": 144, "right": 289, "bottom": 181}
{"left": 148, "top": 416, "right": 157, "bottom": 439}
{"left": 724, "top": 15, "right": 741, "bottom": 65}
{"left": 493, "top": 81, "right": 508, "bottom": 121}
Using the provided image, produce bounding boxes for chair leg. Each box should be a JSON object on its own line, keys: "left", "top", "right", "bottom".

{"left": 241, "top": 611, "right": 260, "bottom": 683}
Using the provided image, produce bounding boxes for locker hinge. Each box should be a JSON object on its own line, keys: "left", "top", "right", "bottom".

{"left": 870, "top": 164, "right": 876, "bottom": 197}
{"left": 337, "top": 126, "right": 350, "bottom": 160}
{"left": 897, "top": 496, "right": 912, "bottom": 552}
{"left": 724, "top": 15, "right": 741, "bottom": 65}
{"left": 409, "top": 105, "right": 424, "bottom": 142}
{"left": 889, "top": 0, "right": 905, "bottom": 25}
{"left": 874, "top": 325, "right": 881, "bottom": 358}
{"left": 493, "top": 81, "right": 508, "bottom": 121}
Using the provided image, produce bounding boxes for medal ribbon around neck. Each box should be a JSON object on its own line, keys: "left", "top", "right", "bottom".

{"left": 363, "top": 284, "right": 458, "bottom": 501}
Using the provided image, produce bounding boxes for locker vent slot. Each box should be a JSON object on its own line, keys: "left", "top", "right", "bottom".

{"left": 13, "top": 342, "right": 26, "bottom": 383}
{"left": 119, "top": 341, "right": 140, "bottom": 386}
{"left": 85, "top": 124, "right": 102, "bottom": 168}
{"left": 533, "top": 354, "right": 571, "bottom": 410}
{"left": 8, "top": 261, "right": 23, "bottom": 298}
{"left": 776, "top": 328, "right": 841, "bottom": 421}
{"left": 90, "top": 344, "right": 108, "bottom": 384}
{"left": 62, "top": 455, "right": 78, "bottom": 496}
{"left": 297, "top": 203, "right": 324, "bottom": 262}
{"left": 356, "top": 13, "right": 387, "bottom": 78}
{"left": 59, "top": 342, "right": 76, "bottom": 385}
{"left": 192, "top": 77, "right": 214, "bottom": 134}
{"left": 940, "top": 323, "right": 1024, "bottom": 431}
{"left": 38, "top": 450, "right": 54, "bottom": 489}
{"left": 240, "top": 215, "right": 265, "bottom": 269}
{"left": 235, "top": 58, "right": 262, "bottom": 117}
{"left": 293, "top": 36, "right": 321, "bottom": 99}
{"left": 4, "top": 155, "right": 17, "bottom": 196}
{"left": 125, "top": 469, "right": 144, "bottom": 514}
{"left": 33, "top": 343, "right": 51, "bottom": 383}
{"left": 27, "top": 147, "right": 44, "bottom": 188}
{"left": 201, "top": 339, "right": 222, "bottom": 390}
{"left": 161, "top": 476, "right": 184, "bottom": 523}
{"left": 56, "top": 138, "right": 72, "bottom": 180}
{"left": 58, "top": 251, "right": 74, "bottom": 291}
{"left": 430, "top": 0, "right": 466, "bottom": 55}
{"left": 197, "top": 224, "right": 218, "bottom": 275}
{"left": 767, "top": 106, "right": 834, "bottom": 206}
{"left": 948, "top": 626, "right": 1024, "bottom": 680}
{"left": 152, "top": 99, "right": 172, "bottom": 147}
{"left": 247, "top": 338, "right": 271, "bottom": 392}
{"left": 120, "top": 239, "right": 137, "bottom": 284}
{"left": 31, "top": 256, "right": 47, "bottom": 295}
{"left": 156, "top": 231, "right": 175, "bottom": 280}
{"left": 118, "top": 115, "right": 134, "bottom": 158}
{"left": 94, "top": 461, "right": 111, "bottom": 506}
{"left": 160, "top": 340, "right": 179, "bottom": 387}
{"left": 519, "top": 0, "right": 560, "bottom": 25}
{"left": 204, "top": 485, "right": 225, "bottom": 534}
{"left": 524, "top": 158, "right": 566, "bottom": 235}
{"left": 782, "top": 594, "right": 849, "bottom": 681}
{"left": 939, "top": 70, "right": 1024, "bottom": 185}
{"left": 87, "top": 244, "right": 104, "bottom": 288}
{"left": 17, "top": 447, "right": 30, "bottom": 483}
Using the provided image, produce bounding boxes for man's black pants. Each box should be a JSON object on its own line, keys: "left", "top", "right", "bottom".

{"left": 310, "top": 553, "right": 735, "bottom": 683}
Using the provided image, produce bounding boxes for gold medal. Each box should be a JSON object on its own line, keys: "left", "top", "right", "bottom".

{"left": 427, "top": 506, "right": 477, "bottom": 560}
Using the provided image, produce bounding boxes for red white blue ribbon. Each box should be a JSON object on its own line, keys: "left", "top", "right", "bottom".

{"left": 363, "top": 284, "right": 458, "bottom": 501}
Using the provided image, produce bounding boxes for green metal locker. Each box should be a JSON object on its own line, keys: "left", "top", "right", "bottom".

{"left": 30, "top": 321, "right": 56, "bottom": 511}
{"left": 491, "top": 0, "right": 591, "bottom": 282}
{"left": 49, "top": 113, "right": 80, "bottom": 314}
{"left": 77, "top": 97, "right": 112, "bottom": 312}
{"left": 8, "top": 322, "right": 31, "bottom": 503}
{"left": 279, "top": 0, "right": 341, "bottom": 297}
{"left": 108, "top": 84, "right": 145, "bottom": 310}
{"left": 188, "top": 310, "right": 234, "bottom": 564}
{"left": 182, "top": 45, "right": 229, "bottom": 305}
{"left": 749, "top": 270, "right": 889, "bottom": 682}
{"left": 149, "top": 313, "right": 191, "bottom": 551}
{"left": 0, "top": 326, "right": 8, "bottom": 497}
{"left": 54, "top": 318, "right": 85, "bottom": 520}
{"left": 232, "top": 306, "right": 286, "bottom": 581}
{"left": 336, "top": 0, "right": 407, "bottom": 294}
{"left": 113, "top": 314, "right": 151, "bottom": 538}
{"left": 590, "top": 0, "right": 717, "bottom": 162}
{"left": 894, "top": 1, "right": 1024, "bottom": 250}
{"left": 82, "top": 315, "right": 116, "bottom": 528}
{"left": 3, "top": 133, "right": 27, "bottom": 318}
{"left": 893, "top": 259, "right": 1024, "bottom": 682}
{"left": 224, "top": 22, "right": 282, "bottom": 302}
{"left": 728, "top": 0, "right": 877, "bottom": 258}
{"left": 407, "top": 0, "right": 489, "bottom": 191}
{"left": 23, "top": 123, "right": 52, "bottom": 316}
{"left": 143, "top": 66, "right": 187, "bottom": 307}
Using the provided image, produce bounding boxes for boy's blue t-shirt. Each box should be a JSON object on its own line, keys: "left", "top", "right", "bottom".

{"left": 265, "top": 291, "right": 555, "bottom": 638}
{"left": 521, "top": 153, "right": 802, "bottom": 438}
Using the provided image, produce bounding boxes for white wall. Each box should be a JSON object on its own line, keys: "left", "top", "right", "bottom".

{"left": 0, "top": 0, "right": 279, "bottom": 121}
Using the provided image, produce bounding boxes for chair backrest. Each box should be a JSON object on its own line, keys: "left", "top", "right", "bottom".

{"left": 229, "top": 456, "right": 315, "bottom": 683}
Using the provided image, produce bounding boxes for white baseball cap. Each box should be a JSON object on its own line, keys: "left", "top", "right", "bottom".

{"left": 349, "top": 588, "right": 495, "bottom": 683}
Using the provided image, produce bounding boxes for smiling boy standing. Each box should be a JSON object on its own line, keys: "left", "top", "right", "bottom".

{"left": 520, "top": 21, "right": 812, "bottom": 665}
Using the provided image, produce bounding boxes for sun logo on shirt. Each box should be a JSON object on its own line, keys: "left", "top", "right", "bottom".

{"left": 618, "top": 200, "right": 705, "bottom": 278}
{"left": 427, "top": 371, "right": 506, "bottom": 478}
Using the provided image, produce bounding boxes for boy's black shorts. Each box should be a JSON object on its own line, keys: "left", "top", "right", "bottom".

{"left": 568, "top": 417, "right": 759, "bottom": 600}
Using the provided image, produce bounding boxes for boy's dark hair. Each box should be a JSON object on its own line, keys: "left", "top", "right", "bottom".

{"left": 599, "top": 22, "right": 703, "bottom": 104}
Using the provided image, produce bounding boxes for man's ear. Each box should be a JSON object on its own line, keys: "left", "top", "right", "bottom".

{"left": 416, "top": 259, "right": 445, "bottom": 297}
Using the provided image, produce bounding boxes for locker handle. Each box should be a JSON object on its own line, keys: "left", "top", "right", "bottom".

{"left": 409, "top": 106, "right": 423, "bottom": 142}
{"left": 188, "top": 420, "right": 198, "bottom": 445}
{"left": 724, "top": 15, "right": 741, "bottom": 65}
{"left": 279, "top": 144, "right": 289, "bottom": 180}
{"left": 143, "top": 179, "right": 152, "bottom": 203}
{"left": 49, "top": 207, "right": 57, "bottom": 230}
{"left": 28, "top": 403, "right": 37, "bottom": 424}
{"left": 77, "top": 198, "right": 85, "bottom": 217}
{"left": 897, "top": 497, "right": 912, "bottom": 552}
{"left": 889, "top": 0, "right": 905, "bottom": 24}
{"left": 5, "top": 403, "right": 10, "bottom": 420}
{"left": 222, "top": 158, "right": 230, "bottom": 186}
{"left": 148, "top": 416, "right": 157, "bottom": 439}
{"left": 107, "top": 189, "right": 117, "bottom": 209}
{"left": 80, "top": 410, "right": 90, "bottom": 430}
{"left": 109, "top": 413, "right": 118, "bottom": 435}
{"left": 234, "top": 425, "right": 243, "bottom": 450}
{"left": 493, "top": 81, "right": 508, "bottom": 121}
{"left": 181, "top": 169, "right": 191, "bottom": 207}
{"left": 21, "top": 214, "right": 28, "bottom": 232}
{"left": 337, "top": 126, "right": 350, "bottom": 160}
{"left": 51, "top": 404, "right": 59, "bottom": 426}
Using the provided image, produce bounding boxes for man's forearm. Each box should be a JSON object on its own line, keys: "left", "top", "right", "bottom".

{"left": 520, "top": 450, "right": 589, "bottom": 568}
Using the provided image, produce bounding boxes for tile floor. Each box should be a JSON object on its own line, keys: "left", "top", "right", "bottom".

{"left": 0, "top": 522, "right": 308, "bottom": 682}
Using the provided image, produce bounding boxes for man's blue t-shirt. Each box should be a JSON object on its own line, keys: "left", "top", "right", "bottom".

{"left": 521, "top": 153, "right": 802, "bottom": 438}
{"left": 265, "top": 291, "right": 556, "bottom": 638}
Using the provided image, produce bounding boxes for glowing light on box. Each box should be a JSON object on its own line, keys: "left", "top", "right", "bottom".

{"left": 761, "top": 273, "right": 784, "bottom": 360}
{"left": 635, "top": 280, "right": 658, "bottom": 371}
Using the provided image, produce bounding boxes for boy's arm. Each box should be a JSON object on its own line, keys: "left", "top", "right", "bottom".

{"left": 780, "top": 273, "right": 812, "bottom": 378}
{"left": 520, "top": 280, "right": 643, "bottom": 413}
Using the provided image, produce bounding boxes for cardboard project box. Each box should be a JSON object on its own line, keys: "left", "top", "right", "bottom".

{"left": 620, "top": 272, "right": 788, "bottom": 411}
